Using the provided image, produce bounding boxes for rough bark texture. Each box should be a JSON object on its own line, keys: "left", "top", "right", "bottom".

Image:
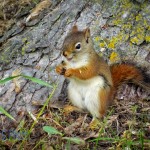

{"left": 0, "top": 0, "right": 150, "bottom": 117}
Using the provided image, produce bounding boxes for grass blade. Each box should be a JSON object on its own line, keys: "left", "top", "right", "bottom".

{"left": 0, "top": 75, "right": 20, "bottom": 84}
{"left": 43, "top": 126, "right": 62, "bottom": 135}
{"left": 63, "top": 137, "right": 85, "bottom": 145}
{"left": 89, "top": 137, "right": 120, "bottom": 142}
{"left": 0, "top": 74, "right": 52, "bottom": 88}
{"left": 19, "top": 84, "right": 57, "bottom": 149}
{"left": 0, "top": 106, "right": 16, "bottom": 121}
{"left": 28, "top": 111, "right": 38, "bottom": 123}
{"left": 21, "top": 75, "right": 52, "bottom": 88}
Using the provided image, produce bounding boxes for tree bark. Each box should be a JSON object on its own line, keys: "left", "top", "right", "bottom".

{"left": 0, "top": 0, "right": 150, "bottom": 118}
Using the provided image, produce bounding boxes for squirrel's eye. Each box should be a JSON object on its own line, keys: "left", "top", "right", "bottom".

{"left": 75, "top": 42, "right": 81, "bottom": 50}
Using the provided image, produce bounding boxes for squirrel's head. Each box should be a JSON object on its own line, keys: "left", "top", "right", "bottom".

{"left": 62, "top": 25, "right": 93, "bottom": 61}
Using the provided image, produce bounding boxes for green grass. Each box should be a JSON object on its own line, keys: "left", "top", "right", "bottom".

{"left": 0, "top": 74, "right": 53, "bottom": 88}
{"left": 0, "top": 106, "right": 16, "bottom": 121}
{"left": 0, "top": 74, "right": 150, "bottom": 149}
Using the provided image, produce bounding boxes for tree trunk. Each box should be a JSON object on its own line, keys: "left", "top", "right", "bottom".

{"left": 0, "top": 0, "right": 149, "bottom": 118}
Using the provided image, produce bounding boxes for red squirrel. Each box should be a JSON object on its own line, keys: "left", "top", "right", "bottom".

{"left": 56, "top": 25, "right": 150, "bottom": 119}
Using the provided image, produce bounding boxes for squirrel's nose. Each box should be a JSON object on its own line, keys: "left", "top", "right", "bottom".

{"left": 63, "top": 51, "right": 67, "bottom": 57}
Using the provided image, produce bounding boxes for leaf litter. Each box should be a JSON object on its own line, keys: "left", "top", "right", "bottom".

{"left": 0, "top": 82, "right": 150, "bottom": 149}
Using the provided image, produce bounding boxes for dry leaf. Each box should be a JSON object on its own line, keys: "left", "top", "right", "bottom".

{"left": 141, "top": 107, "right": 150, "bottom": 112}
{"left": 124, "top": 120, "right": 138, "bottom": 127}
{"left": 26, "top": 0, "right": 52, "bottom": 22}
{"left": 64, "top": 116, "right": 84, "bottom": 135}
{"left": 107, "top": 115, "right": 118, "bottom": 125}
{"left": 42, "top": 112, "right": 52, "bottom": 119}
{"left": 49, "top": 103, "right": 64, "bottom": 109}
{"left": 34, "top": 65, "right": 41, "bottom": 70}
{"left": 83, "top": 131, "right": 99, "bottom": 140}
{"left": 32, "top": 100, "right": 43, "bottom": 106}
{"left": 12, "top": 68, "right": 22, "bottom": 93}
{"left": 63, "top": 105, "right": 83, "bottom": 115}
{"left": 89, "top": 118, "right": 101, "bottom": 130}
{"left": 20, "top": 0, "right": 32, "bottom": 5}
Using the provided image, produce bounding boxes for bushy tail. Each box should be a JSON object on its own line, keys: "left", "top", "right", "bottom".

{"left": 110, "top": 64, "right": 150, "bottom": 92}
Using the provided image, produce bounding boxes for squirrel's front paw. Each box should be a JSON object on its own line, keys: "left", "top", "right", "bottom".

{"left": 65, "top": 69, "right": 73, "bottom": 77}
{"left": 56, "top": 65, "right": 66, "bottom": 75}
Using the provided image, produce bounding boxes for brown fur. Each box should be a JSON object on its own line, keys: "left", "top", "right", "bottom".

{"left": 110, "top": 64, "right": 150, "bottom": 92}
{"left": 99, "top": 87, "right": 110, "bottom": 117}
{"left": 55, "top": 26, "right": 150, "bottom": 118}
{"left": 65, "top": 54, "right": 100, "bottom": 79}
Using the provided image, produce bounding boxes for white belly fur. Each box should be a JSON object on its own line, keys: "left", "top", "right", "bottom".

{"left": 68, "top": 76, "right": 105, "bottom": 118}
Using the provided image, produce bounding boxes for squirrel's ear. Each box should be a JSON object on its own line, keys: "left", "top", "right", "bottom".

{"left": 84, "top": 28, "right": 90, "bottom": 43}
{"left": 71, "top": 25, "right": 78, "bottom": 33}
